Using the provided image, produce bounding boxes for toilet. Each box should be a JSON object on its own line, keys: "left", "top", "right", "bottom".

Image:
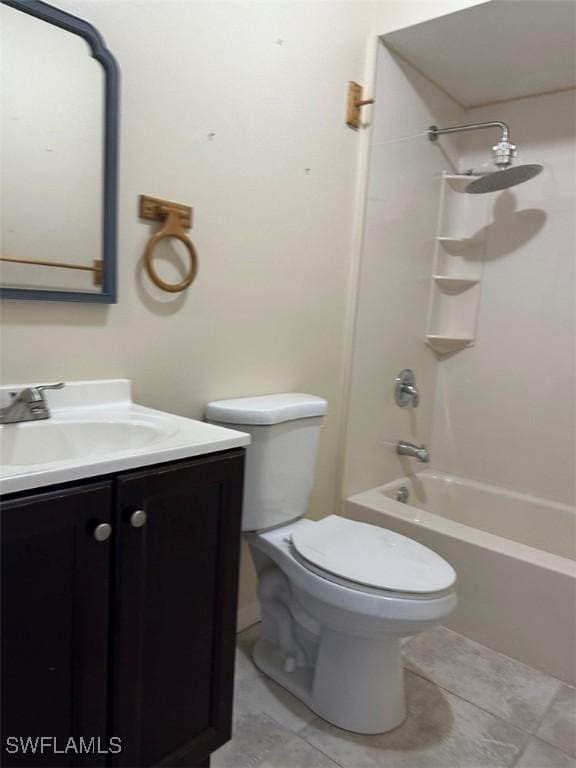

{"left": 206, "top": 393, "right": 457, "bottom": 734}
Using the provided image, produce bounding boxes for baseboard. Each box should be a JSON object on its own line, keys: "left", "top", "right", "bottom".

{"left": 237, "top": 600, "right": 261, "bottom": 633}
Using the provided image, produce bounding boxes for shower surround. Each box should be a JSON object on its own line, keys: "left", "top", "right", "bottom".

{"left": 343, "top": 36, "right": 575, "bottom": 682}
{"left": 429, "top": 90, "right": 575, "bottom": 504}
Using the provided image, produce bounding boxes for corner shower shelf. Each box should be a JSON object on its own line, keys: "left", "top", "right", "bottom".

{"left": 433, "top": 275, "right": 480, "bottom": 292}
{"left": 437, "top": 235, "right": 483, "bottom": 252}
{"left": 426, "top": 335, "right": 474, "bottom": 354}
{"left": 444, "top": 174, "right": 481, "bottom": 193}
{"left": 425, "top": 171, "right": 490, "bottom": 356}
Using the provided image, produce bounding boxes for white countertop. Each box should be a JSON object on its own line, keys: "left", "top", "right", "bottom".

{"left": 0, "top": 379, "right": 250, "bottom": 495}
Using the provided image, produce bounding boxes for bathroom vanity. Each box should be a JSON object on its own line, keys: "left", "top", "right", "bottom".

{"left": 0, "top": 380, "right": 250, "bottom": 767}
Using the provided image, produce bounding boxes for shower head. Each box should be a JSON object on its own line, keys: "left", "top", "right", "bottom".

{"left": 466, "top": 164, "right": 543, "bottom": 194}
{"left": 428, "top": 121, "right": 543, "bottom": 194}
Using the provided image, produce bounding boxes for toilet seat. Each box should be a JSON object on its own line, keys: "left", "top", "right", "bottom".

{"left": 291, "top": 515, "right": 456, "bottom": 595}
{"left": 247, "top": 518, "right": 457, "bottom": 627}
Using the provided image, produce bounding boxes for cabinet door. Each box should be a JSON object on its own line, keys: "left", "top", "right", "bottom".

{"left": 1, "top": 482, "right": 112, "bottom": 768}
{"left": 111, "top": 450, "right": 244, "bottom": 767}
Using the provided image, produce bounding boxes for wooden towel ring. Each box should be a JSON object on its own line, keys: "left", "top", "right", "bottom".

{"left": 140, "top": 196, "right": 198, "bottom": 293}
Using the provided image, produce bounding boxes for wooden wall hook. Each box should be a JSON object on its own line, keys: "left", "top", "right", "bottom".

{"left": 346, "top": 81, "right": 375, "bottom": 129}
{"left": 139, "top": 195, "right": 197, "bottom": 293}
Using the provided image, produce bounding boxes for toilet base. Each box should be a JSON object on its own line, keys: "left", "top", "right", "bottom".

{"left": 253, "top": 628, "right": 407, "bottom": 734}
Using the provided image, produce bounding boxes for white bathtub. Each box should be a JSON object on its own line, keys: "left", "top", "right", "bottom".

{"left": 346, "top": 471, "right": 576, "bottom": 684}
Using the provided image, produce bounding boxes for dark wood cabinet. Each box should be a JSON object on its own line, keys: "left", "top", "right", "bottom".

{"left": 111, "top": 453, "right": 244, "bottom": 767}
{"left": 1, "top": 450, "right": 244, "bottom": 768}
{"left": 1, "top": 482, "right": 112, "bottom": 768}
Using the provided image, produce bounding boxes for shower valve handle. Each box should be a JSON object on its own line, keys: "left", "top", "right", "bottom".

{"left": 395, "top": 369, "right": 420, "bottom": 408}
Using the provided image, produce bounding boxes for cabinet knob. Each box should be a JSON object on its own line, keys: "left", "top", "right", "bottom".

{"left": 93, "top": 522, "right": 112, "bottom": 542}
{"left": 130, "top": 509, "right": 147, "bottom": 528}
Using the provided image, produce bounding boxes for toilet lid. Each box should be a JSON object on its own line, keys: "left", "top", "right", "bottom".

{"left": 291, "top": 516, "right": 456, "bottom": 594}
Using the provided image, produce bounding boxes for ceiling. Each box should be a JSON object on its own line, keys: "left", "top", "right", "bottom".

{"left": 382, "top": 0, "right": 576, "bottom": 108}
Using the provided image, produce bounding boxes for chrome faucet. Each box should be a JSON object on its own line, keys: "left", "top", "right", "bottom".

{"left": 396, "top": 440, "right": 430, "bottom": 463}
{"left": 0, "top": 383, "right": 64, "bottom": 424}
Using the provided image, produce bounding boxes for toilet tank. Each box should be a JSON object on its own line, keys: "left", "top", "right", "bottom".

{"left": 205, "top": 394, "right": 327, "bottom": 531}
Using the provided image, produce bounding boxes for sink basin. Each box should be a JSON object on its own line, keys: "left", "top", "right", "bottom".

{"left": 1, "top": 419, "right": 172, "bottom": 466}
{"left": 0, "top": 379, "right": 251, "bottom": 494}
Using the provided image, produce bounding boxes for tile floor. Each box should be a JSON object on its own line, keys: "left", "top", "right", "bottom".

{"left": 212, "top": 624, "right": 576, "bottom": 768}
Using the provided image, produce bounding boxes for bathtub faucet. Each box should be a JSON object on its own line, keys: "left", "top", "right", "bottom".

{"left": 396, "top": 440, "right": 430, "bottom": 463}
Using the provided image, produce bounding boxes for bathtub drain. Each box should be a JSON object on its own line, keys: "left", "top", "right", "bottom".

{"left": 396, "top": 486, "right": 409, "bottom": 504}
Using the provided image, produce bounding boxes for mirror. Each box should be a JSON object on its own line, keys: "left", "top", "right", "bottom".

{"left": 0, "top": 0, "right": 119, "bottom": 303}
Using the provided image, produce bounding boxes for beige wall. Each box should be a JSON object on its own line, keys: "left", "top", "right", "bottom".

{"left": 430, "top": 91, "right": 576, "bottom": 504}
{"left": 0, "top": 0, "right": 485, "bottom": 621}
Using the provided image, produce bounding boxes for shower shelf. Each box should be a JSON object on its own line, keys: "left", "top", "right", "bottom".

{"left": 444, "top": 174, "right": 481, "bottom": 193}
{"left": 425, "top": 171, "right": 490, "bottom": 356}
{"left": 426, "top": 335, "right": 474, "bottom": 354}
{"left": 433, "top": 275, "right": 480, "bottom": 291}
{"left": 437, "top": 235, "right": 483, "bottom": 252}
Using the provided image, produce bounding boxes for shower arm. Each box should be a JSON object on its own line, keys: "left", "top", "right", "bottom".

{"left": 428, "top": 121, "right": 511, "bottom": 142}
{"left": 428, "top": 121, "right": 519, "bottom": 170}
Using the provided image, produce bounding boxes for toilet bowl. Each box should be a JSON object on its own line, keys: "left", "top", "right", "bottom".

{"left": 205, "top": 393, "right": 457, "bottom": 734}
{"left": 247, "top": 517, "right": 456, "bottom": 733}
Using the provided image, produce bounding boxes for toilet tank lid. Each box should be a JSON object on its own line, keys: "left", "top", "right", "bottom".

{"left": 205, "top": 393, "right": 327, "bottom": 425}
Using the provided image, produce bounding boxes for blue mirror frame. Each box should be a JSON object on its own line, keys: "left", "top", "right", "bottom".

{"left": 0, "top": 0, "right": 119, "bottom": 303}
